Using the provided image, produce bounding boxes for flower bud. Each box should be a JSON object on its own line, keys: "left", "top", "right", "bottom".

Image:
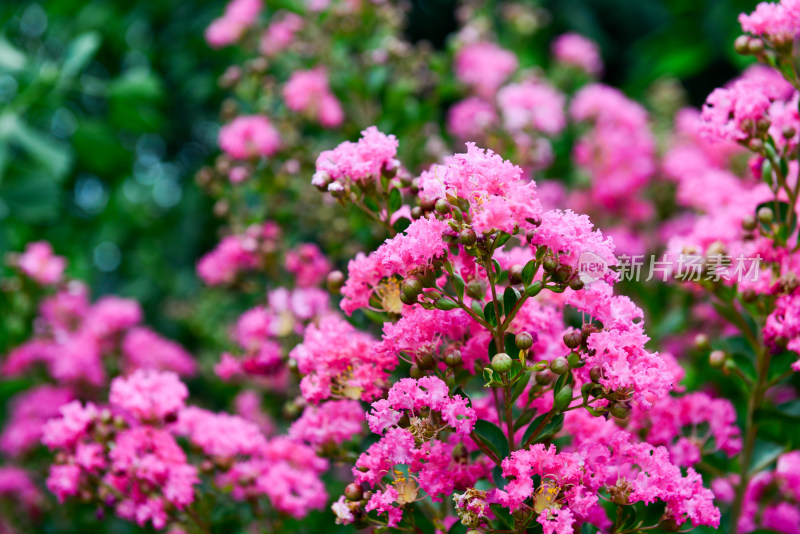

{"left": 491, "top": 353, "right": 513, "bottom": 374}
{"left": 741, "top": 215, "right": 757, "bottom": 231}
{"left": 555, "top": 265, "right": 572, "bottom": 282}
{"left": 535, "top": 370, "right": 553, "bottom": 385}
{"left": 742, "top": 288, "right": 757, "bottom": 303}
{"left": 568, "top": 277, "right": 584, "bottom": 291}
{"left": 747, "top": 37, "right": 764, "bottom": 55}
{"left": 434, "top": 198, "right": 451, "bottom": 215}
{"left": 757, "top": 206, "right": 774, "bottom": 224}
{"left": 508, "top": 264, "right": 523, "bottom": 285}
{"left": 756, "top": 118, "right": 771, "bottom": 133}
{"left": 542, "top": 256, "right": 558, "bottom": 273}
{"left": 783, "top": 125, "right": 797, "bottom": 139}
{"left": 416, "top": 352, "right": 436, "bottom": 370}
{"left": 748, "top": 138, "right": 763, "bottom": 152}
{"left": 693, "top": 333, "right": 710, "bottom": 351}
{"left": 452, "top": 442, "right": 469, "bottom": 462}
{"left": 327, "top": 271, "right": 345, "bottom": 294}
{"left": 410, "top": 364, "right": 425, "bottom": 379}
{"left": 526, "top": 230, "right": 537, "bottom": 243}
{"left": 345, "top": 483, "right": 364, "bottom": 501}
{"left": 402, "top": 277, "right": 423, "bottom": 299}
{"left": 459, "top": 228, "right": 477, "bottom": 246}
{"left": 409, "top": 178, "right": 420, "bottom": 195}
{"left": 609, "top": 401, "right": 631, "bottom": 420}
{"left": 549, "top": 357, "right": 569, "bottom": 375}
{"left": 444, "top": 348, "right": 462, "bottom": 367}
{"left": 589, "top": 365, "right": 603, "bottom": 383}
{"left": 515, "top": 332, "right": 534, "bottom": 350}
{"left": 466, "top": 280, "right": 486, "bottom": 300}
{"left": 411, "top": 206, "right": 423, "bottom": 220}
{"left": 420, "top": 197, "right": 436, "bottom": 211}
{"left": 734, "top": 35, "right": 750, "bottom": 54}
{"left": 563, "top": 329, "right": 581, "bottom": 349}
{"left": 709, "top": 350, "right": 727, "bottom": 369}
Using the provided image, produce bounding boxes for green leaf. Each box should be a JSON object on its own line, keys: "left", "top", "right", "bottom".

{"left": 470, "top": 300, "right": 484, "bottom": 318}
{"left": 514, "top": 408, "right": 538, "bottom": 430}
{"left": 750, "top": 439, "right": 785, "bottom": 472}
{"left": 521, "top": 412, "right": 564, "bottom": 445}
{"left": 447, "top": 520, "right": 468, "bottom": 534}
{"left": 503, "top": 287, "right": 519, "bottom": 318}
{"left": 492, "top": 259, "right": 503, "bottom": 283}
{"left": 452, "top": 273, "right": 465, "bottom": 301}
{"left": 494, "top": 232, "right": 511, "bottom": 249}
{"left": 0, "top": 38, "right": 26, "bottom": 71}
{"left": 489, "top": 503, "right": 513, "bottom": 529}
{"left": 61, "top": 32, "right": 101, "bottom": 80}
{"left": 484, "top": 301, "right": 499, "bottom": 327}
{"left": 511, "top": 371, "right": 531, "bottom": 404}
{"left": 474, "top": 420, "right": 510, "bottom": 461}
{"left": 756, "top": 200, "right": 796, "bottom": 242}
{"left": 503, "top": 332, "right": 517, "bottom": 357}
{"left": 0, "top": 114, "right": 72, "bottom": 180}
{"left": 388, "top": 188, "right": 402, "bottom": 212}
{"left": 522, "top": 259, "right": 537, "bottom": 286}
{"left": 761, "top": 159, "right": 774, "bottom": 187}
{"left": 434, "top": 297, "right": 459, "bottom": 311}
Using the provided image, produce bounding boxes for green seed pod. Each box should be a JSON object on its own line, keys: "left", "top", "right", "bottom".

{"left": 515, "top": 332, "right": 534, "bottom": 350}
{"left": 460, "top": 228, "right": 477, "bottom": 246}
{"left": 549, "top": 357, "right": 569, "bottom": 375}
{"left": 435, "top": 198, "right": 451, "bottom": 215}
{"left": 491, "top": 352, "right": 513, "bottom": 374}
{"left": 444, "top": 349, "right": 463, "bottom": 368}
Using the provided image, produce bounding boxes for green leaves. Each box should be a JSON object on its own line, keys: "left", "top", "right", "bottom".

{"left": 522, "top": 259, "right": 537, "bottom": 286}
{"left": 61, "top": 32, "right": 101, "bottom": 81}
{"left": 521, "top": 412, "right": 564, "bottom": 445}
{"left": 503, "top": 286, "right": 520, "bottom": 318}
{"left": 473, "top": 420, "right": 509, "bottom": 461}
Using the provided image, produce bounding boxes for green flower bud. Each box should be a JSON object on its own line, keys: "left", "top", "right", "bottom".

{"left": 747, "top": 37, "right": 765, "bottom": 54}
{"left": 563, "top": 329, "right": 581, "bottom": 349}
{"left": 460, "top": 228, "right": 478, "bottom": 246}
{"left": 568, "top": 277, "right": 584, "bottom": 291}
{"left": 694, "top": 333, "right": 711, "bottom": 351}
{"left": 609, "top": 401, "right": 631, "bottom": 420}
{"left": 589, "top": 366, "right": 603, "bottom": 383}
{"left": 410, "top": 364, "right": 425, "bottom": 379}
{"left": 411, "top": 206, "right": 423, "bottom": 220}
{"left": 525, "top": 280, "right": 543, "bottom": 297}
{"left": 555, "top": 265, "right": 573, "bottom": 282}
{"left": 741, "top": 215, "right": 757, "bottom": 232}
{"left": 508, "top": 264, "right": 524, "bottom": 285}
{"left": 535, "top": 370, "right": 553, "bottom": 385}
{"left": 402, "top": 277, "right": 423, "bottom": 299}
{"left": 435, "top": 198, "right": 451, "bottom": 215}
{"left": 327, "top": 270, "right": 345, "bottom": 294}
{"left": 466, "top": 279, "right": 486, "bottom": 300}
{"left": 515, "top": 332, "right": 534, "bottom": 350}
{"left": 709, "top": 350, "right": 727, "bottom": 369}
{"left": 549, "top": 357, "right": 569, "bottom": 375}
{"left": 734, "top": 35, "right": 750, "bottom": 54}
{"left": 491, "top": 352, "right": 513, "bottom": 374}
{"left": 542, "top": 256, "right": 558, "bottom": 273}
{"left": 345, "top": 483, "right": 363, "bottom": 501}
{"left": 758, "top": 206, "right": 774, "bottom": 224}
{"left": 444, "top": 349, "right": 463, "bottom": 368}
{"left": 416, "top": 352, "right": 436, "bottom": 370}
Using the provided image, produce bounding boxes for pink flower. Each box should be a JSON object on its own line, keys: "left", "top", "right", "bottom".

{"left": 289, "top": 400, "right": 365, "bottom": 446}
{"left": 0, "top": 467, "right": 41, "bottom": 514}
{"left": 551, "top": 33, "right": 603, "bottom": 76}
{"left": 497, "top": 79, "right": 566, "bottom": 135}
{"left": 205, "top": 0, "right": 262, "bottom": 48}
{"left": 314, "top": 126, "right": 399, "bottom": 186}
{"left": 219, "top": 115, "right": 281, "bottom": 159}
{"left": 283, "top": 68, "right": 344, "bottom": 128}
{"left": 455, "top": 42, "right": 518, "bottom": 98}
{"left": 260, "top": 12, "right": 302, "bottom": 56}
{"left": 17, "top": 241, "right": 66, "bottom": 285}
{"left": 739, "top": 0, "right": 800, "bottom": 42}
{"left": 197, "top": 233, "right": 260, "bottom": 286}
{"left": 0, "top": 385, "right": 73, "bottom": 457}
{"left": 122, "top": 327, "right": 196, "bottom": 376}
{"left": 109, "top": 369, "right": 188, "bottom": 423}
{"left": 284, "top": 243, "right": 331, "bottom": 287}
{"left": 447, "top": 97, "right": 498, "bottom": 139}
{"left": 340, "top": 217, "right": 449, "bottom": 314}
{"left": 46, "top": 464, "right": 81, "bottom": 503}
{"left": 41, "top": 401, "right": 99, "bottom": 450}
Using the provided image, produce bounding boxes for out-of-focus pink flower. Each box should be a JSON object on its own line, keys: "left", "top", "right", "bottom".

{"left": 219, "top": 115, "right": 281, "bottom": 159}
{"left": 283, "top": 68, "right": 344, "bottom": 128}
{"left": 455, "top": 42, "right": 517, "bottom": 98}
{"left": 17, "top": 241, "right": 66, "bottom": 285}
{"left": 551, "top": 33, "right": 603, "bottom": 76}
{"left": 205, "top": 0, "right": 262, "bottom": 48}
{"left": 284, "top": 243, "right": 331, "bottom": 287}
{"left": 260, "top": 12, "right": 302, "bottom": 56}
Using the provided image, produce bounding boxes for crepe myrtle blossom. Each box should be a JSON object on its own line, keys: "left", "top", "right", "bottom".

{"left": 454, "top": 41, "right": 518, "bottom": 98}
{"left": 497, "top": 79, "right": 567, "bottom": 135}
{"left": 260, "top": 11, "right": 302, "bottom": 56}
{"left": 16, "top": 241, "right": 66, "bottom": 285}
{"left": 447, "top": 97, "right": 498, "bottom": 139}
{"left": 551, "top": 32, "right": 604, "bottom": 76}
{"left": 218, "top": 115, "right": 281, "bottom": 160}
{"left": 313, "top": 126, "right": 399, "bottom": 189}
{"left": 282, "top": 67, "right": 344, "bottom": 128}
{"left": 739, "top": 0, "right": 800, "bottom": 43}
{"left": 205, "top": 0, "right": 262, "bottom": 48}
{"left": 109, "top": 370, "right": 188, "bottom": 424}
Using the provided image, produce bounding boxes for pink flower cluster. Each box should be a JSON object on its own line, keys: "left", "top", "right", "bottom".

{"left": 497, "top": 79, "right": 566, "bottom": 135}
{"left": 288, "top": 399, "right": 365, "bottom": 446}
{"left": 739, "top": 0, "right": 800, "bottom": 42}
{"left": 313, "top": 126, "right": 399, "bottom": 188}
{"left": 765, "top": 292, "right": 800, "bottom": 369}
{"left": 447, "top": 97, "right": 498, "bottom": 140}
{"left": 495, "top": 430, "right": 720, "bottom": 531}
{"left": 455, "top": 42, "right": 518, "bottom": 98}
{"left": 260, "top": 12, "right": 302, "bottom": 56}
{"left": 551, "top": 32, "right": 603, "bottom": 76}
{"left": 289, "top": 315, "right": 385, "bottom": 402}
{"left": 205, "top": 0, "right": 262, "bottom": 48}
{"left": 16, "top": 240, "right": 66, "bottom": 285}
{"left": 339, "top": 216, "right": 449, "bottom": 314}
{"left": 417, "top": 143, "right": 543, "bottom": 235}
{"left": 218, "top": 115, "right": 281, "bottom": 160}
{"left": 283, "top": 67, "right": 344, "bottom": 128}
{"left": 0, "top": 385, "right": 73, "bottom": 457}
{"left": 197, "top": 222, "right": 280, "bottom": 285}
{"left": 284, "top": 242, "right": 331, "bottom": 287}
{"left": 570, "top": 84, "right": 656, "bottom": 215}
{"left": 3, "top": 283, "right": 195, "bottom": 385}
{"left": 337, "top": 377, "right": 483, "bottom": 527}
{"left": 109, "top": 369, "right": 188, "bottom": 423}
